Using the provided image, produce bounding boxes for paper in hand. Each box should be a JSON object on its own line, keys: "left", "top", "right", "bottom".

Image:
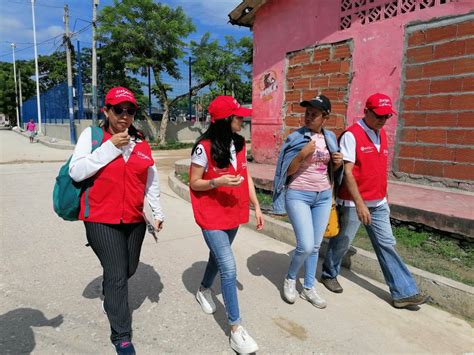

{"left": 143, "top": 198, "right": 158, "bottom": 243}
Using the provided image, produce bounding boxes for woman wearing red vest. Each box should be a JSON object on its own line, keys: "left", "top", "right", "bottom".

{"left": 69, "top": 87, "right": 164, "bottom": 354}
{"left": 190, "top": 96, "right": 264, "bottom": 354}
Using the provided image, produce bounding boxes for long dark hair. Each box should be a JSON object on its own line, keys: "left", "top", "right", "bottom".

{"left": 192, "top": 117, "right": 245, "bottom": 169}
{"left": 101, "top": 105, "right": 145, "bottom": 140}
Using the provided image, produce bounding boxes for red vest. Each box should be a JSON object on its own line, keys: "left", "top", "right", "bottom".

{"left": 79, "top": 129, "right": 154, "bottom": 224}
{"left": 190, "top": 139, "right": 250, "bottom": 230}
{"left": 338, "top": 123, "right": 388, "bottom": 201}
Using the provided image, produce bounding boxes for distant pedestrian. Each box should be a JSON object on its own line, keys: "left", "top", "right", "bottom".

{"left": 69, "top": 86, "right": 164, "bottom": 354}
{"left": 26, "top": 119, "right": 36, "bottom": 143}
{"left": 321, "top": 93, "right": 429, "bottom": 309}
{"left": 189, "top": 96, "right": 264, "bottom": 354}
{"left": 272, "top": 94, "right": 343, "bottom": 309}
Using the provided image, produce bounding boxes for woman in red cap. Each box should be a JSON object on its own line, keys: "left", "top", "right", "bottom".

{"left": 69, "top": 86, "right": 164, "bottom": 354}
{"left": 189, "top": 96, "right": 264, "bottom": 354}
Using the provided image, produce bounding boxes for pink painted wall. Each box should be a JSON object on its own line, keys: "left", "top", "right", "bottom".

{"left": 251, "top": 0, "right": 474, "bottom": 164}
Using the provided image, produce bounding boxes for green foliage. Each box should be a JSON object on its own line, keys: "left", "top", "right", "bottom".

{"left": 37, "top": 51, "right": 69, "bottom": 91}
{"left": 353, "top": 226, "right": 473, "bottom": 286}
{"left": 190, "top": 33, "right": 253, "bottom": 104}
{"left": 150, "top": 141, "right": 194, "bottom": 150}
{"left": 176, "top": 172, "right": 190, "bottom": 185}
{"left": 256, "top": 190, "right": 273, "bottom": 207}
{"left": 393, "top": 227, "right": 429, "bottom": 248}
{"left": 0, "top": 61, "right": 35, "bottom": 124}
{"left": 97, "top": 0, "right": 195, "bottom": 103}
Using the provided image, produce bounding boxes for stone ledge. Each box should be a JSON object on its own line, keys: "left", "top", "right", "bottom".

{"left": 12, "top": 127, "right": 74, "bottom": 150}
{"left": 168, "top": 170, "right": 474, "bottom": 320}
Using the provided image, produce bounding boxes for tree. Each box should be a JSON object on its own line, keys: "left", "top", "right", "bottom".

{"left": 190, "top": 33, "right": 253, "bottom": 104}
{"left": 97, "top": 0, "right": 195, "bottom": 143}
{"left": 0, "top": 61, "right": 35, "bottom": 125}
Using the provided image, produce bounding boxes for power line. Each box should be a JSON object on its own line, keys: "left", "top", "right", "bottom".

{"left": 0, "top": 23, "right": 92, "bottom": 58}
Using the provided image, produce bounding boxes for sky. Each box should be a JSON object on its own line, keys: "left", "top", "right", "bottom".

{"left": 0, "top": 0, "right": 251, "bottom": 98}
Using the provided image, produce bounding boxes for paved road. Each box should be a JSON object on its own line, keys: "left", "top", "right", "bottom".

{"left": 0, "top": 130, "right": 472, "bottom": 354}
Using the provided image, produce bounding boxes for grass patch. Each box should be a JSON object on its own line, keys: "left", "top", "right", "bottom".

{"left": 352, "top": 226, "right": 473, "bottom": 286}
{"left": 151, "top": 141, "right": 194, "bottom": 150}
{"left": 256, "top": 190, "right": 273, "bottom": 207}
{"left": 176, "top": 172, "right": 190, "bottom": 185}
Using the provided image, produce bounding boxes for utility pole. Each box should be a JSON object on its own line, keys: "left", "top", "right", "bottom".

{"left": 10, "top": 43, "right": 20, "bottom": 127}
{"left": 91, "top": 0, "right": 99, "bottom": 126}
{"left": 188, "top": 57, "right": 192, "bottom": 121}
{"left": 18, "top": 68, "right": 23, "bottom": 126}
{"left": 64, "top": 5, "right": 76, "bottom": 144}
{"left": 148, "top": 66, "right": 152, "bottom": 116}
{"left": 31, "top": 0, "right": 42, "bottom": 133}
{"left": 76, "top": 40, "right": 84, "bottom": 121}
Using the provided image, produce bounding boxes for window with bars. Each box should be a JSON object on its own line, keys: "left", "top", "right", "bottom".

{"left": 340, "top": 0, "right": 454, "bottom": 30}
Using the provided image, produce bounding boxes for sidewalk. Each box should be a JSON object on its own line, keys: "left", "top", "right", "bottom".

{"left": 170, "top": 163, "right": 474, "bottom": 320}
{"left": 12, "top": 127, "right": 75, "bottom": 150}
{"left": 247, "top": 162, "right": 474, "bottom": 239}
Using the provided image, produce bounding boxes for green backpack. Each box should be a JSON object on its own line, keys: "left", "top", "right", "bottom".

{"left": 53, "top": 127, "right": 104, "bottom": 221}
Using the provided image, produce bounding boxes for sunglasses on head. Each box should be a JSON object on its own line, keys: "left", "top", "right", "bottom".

{"left": 111, "top": 106, "right": 137, "bottom": 116}
{"left": 371, "top": 110, "right": 392, "bottom": 120}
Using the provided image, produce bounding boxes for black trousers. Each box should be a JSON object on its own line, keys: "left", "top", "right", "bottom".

{"left": 84, "top": 221, "right": 146, "bottom": 344}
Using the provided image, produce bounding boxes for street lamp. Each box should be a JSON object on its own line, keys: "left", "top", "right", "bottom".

{"left": 10, "top": 43, "right": 20, "bottom": 127}
{"left": 31, "top": 0, "right": 42, "bottom": 134}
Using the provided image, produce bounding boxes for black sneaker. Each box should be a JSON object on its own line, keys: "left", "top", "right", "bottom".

{"left": 321, "top": 277, "right": 343, "bottom": 293}
{"left": 114, "top": 341, "right": 136, "bottom": 355}
{"left": 393, "top": 294, "right": 430, "bottom": 309}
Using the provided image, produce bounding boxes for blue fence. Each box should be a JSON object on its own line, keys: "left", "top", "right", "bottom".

{"left": 22, "top": 82, "right": 70, "bottom": 124}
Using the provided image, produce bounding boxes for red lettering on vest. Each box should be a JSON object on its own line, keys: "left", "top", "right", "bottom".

{"left": 79, "top": 129, "right": 154, "bottom": 223}
{"left": 190, "top": 139, "right": 250, "bottom": 230}
{"left": 338, "top": 123, "right": 388, "bottom": 201}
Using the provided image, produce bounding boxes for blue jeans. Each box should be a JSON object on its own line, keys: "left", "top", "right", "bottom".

{"left": 286, "top": 188, "right": 333, "bottom": 289}
{"left": 322, "top": 203, "right": 419, "bottom": 300}
{"left": 201, "top": 228, "right": 240, "bottom": 325}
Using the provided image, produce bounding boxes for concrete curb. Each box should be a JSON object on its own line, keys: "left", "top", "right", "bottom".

{"left": 12, "top": 128, "right": 74, "bottom": 150}
{"left": 168, "top": 170, "right": 474, "bottom": 320}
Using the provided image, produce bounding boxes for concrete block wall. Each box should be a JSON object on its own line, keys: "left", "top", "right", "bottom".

{"left": 284, "top": 40, "right": 353, "bottom": 139}
{"left": 396, "top": 16, "right": 474, "bottom": 190}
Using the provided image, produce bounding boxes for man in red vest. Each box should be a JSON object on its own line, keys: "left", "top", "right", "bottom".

{"left": 321, "top": 93, "right": 429, "bottom": 309}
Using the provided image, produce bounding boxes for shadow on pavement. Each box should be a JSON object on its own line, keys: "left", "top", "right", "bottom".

{"left": 246, "top": 250, "right": 291, "bottom": 300}
{"left": 181, "top": 260, "right": 243, "bottom": 336}
{"left": 247, "top": 249, "right": 394, "bottom": 306}
{"left": 82, "top": 262, "right": 163, "bottom": 312}
{"left": 0, "top": 308, "right": 63, "bottom": 354}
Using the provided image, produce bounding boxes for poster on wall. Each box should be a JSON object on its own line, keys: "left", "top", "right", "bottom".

{"left": 258, "top": 70, "right": 278, "bottom": 101}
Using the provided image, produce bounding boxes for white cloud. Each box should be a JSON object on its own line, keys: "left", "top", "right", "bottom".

{"left": 167, "top": 0, "right": 243, "bottom": 26}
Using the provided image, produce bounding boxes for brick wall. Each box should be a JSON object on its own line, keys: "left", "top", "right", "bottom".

{"left": 396, "top": 17, "right": 474, "bottom": 189}
{"left": 284, "top": 40, "right": 353, "bottom": 139}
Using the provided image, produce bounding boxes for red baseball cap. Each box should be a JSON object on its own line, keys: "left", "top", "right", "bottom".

{"left": 365, "top": 93, "right": 397, "bottom": 115}
{"left": 208, "top": 96, "right": 252, "bottom": 123}
{"left": 105, "top": 87, "right": 138, "bottom": 108}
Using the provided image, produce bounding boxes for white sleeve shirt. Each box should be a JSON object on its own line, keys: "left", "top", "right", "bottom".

{"left": 337, "top": 120, "right": 386, "bottom": 208}
{"left": 69, "top": 127, "right": 164, "bottom": 221}
{"left": 191, "top": 142, "right": 237, "bottom": 171}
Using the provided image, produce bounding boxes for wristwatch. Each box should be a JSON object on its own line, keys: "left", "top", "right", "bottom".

{"left": 209, "top": 178, "right": 217, "bottom": 189}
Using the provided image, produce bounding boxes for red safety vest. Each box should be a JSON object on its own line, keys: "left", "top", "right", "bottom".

{"left": 79, "top": 129, "right": 154, "bottom": 224}
{"left": 338, "top": 123, "right": 388, "bottom": 201}
{"left": 190, "top": 139, "right": 250, "bottom": 230}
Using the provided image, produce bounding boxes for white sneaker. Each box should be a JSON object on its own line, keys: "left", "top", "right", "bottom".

{"left": 300, "top": 287, "right": 327, "bottom": 309}
{"left": 283, "top": 278, "right": 297, "bottom": 304}
{"left": 196, "top": 287, "right": 216, "bottom": 314}
{"left": 230, "top": 325, "right": 259, "bottom": 354}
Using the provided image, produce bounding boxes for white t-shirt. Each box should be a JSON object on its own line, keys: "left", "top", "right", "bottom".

{"left": 69, "top": 127, "right": 164, "bottom": 221}
{"left": 191, "top": 141, "right": 237, "bottom": 171}
{"left": 337, "top": 119, "right": 387, "bottom": 207}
